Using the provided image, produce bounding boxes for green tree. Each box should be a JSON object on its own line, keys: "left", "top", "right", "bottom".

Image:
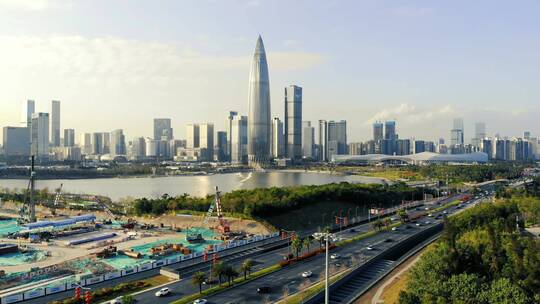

{"left": 212, "top": 262, "right": 226, "bottom": 286}
{"left": 224, "top": 265, "right": 239, "bottom": 286}
{"left": 291, "top": 236, "right": 303, "bottom": 258}
{"left": 121, "top": 295, "right": 135, "bottom": 304}
{"left": 192, "top": 271, "right": 206, "bottom": 294}
{"left": 303, "top": 237, "right": 311, "bottom": 253}
{"left": 240, "top": 259, "right": 253, "bottom": 280}
{"left": 481, "top": 278, "right": 530, "bottom": 304}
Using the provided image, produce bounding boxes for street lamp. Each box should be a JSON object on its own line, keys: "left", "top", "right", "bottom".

{"left": 312, "top": 231, "right": 336, "bottom": 304}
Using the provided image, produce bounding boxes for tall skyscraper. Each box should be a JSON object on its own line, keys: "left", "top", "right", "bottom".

{"left": 51, "top": 100, "right": 61, "bottom": 147}
{"left": 472, "top": 122, "right": 486, "bottom": 147}
{"left": 373, "top": 121, "right": 383, "bottom": 141}
{"left": 186, "top": 124, "right": 200, "bottom": 149}
{"left": 226, "top": 111, "right": 239, "bottom": 161}
{"left": 127, "top": 137, "right": 146, "bottom": 161}
{"left": 64, "top": 129, "right": 75, "bottom": 147}
{"left": 31, "top": 113, "right": 49, "bottom": 158}
{"left": 3, "top": 127, "right": 30, "bottom": 157}
{"left": 91, "top": 132, "right": 104, "bottom": 155}
{"left": 284, "top": 85, "right": 302, "bottom": 161}
{"left": 318, "top": 120, "right": 328, "bottom": 161}
{"left": 327, "top": 120, "right": 347, "bottom": 160}
{"left": 247, "top": 36, "right": 271, "bottom": 167}
{"left": 451, "top": 118, "right": 464, "bottom": 145}
{"left": 21, "top": 100, "right": 35, "bottom": 128}
{"left": 271, "top": 117, "right": 284, "bottom": 158}
{"left": 80, "top": 133, "right": 92, "bottom": 155}
{"left": 384, "top": 121, "right": 396, "bottom": 140}
{"left": 302, "top": 121, "right": 315, "bottom": 159}
{"left": 231, "top": 115, "right": 248, "bottom": 163}
{"left": 216, "top": 131, "right": 228, "bottom": 162}
{"left": 199, "top": 123, "right": 214, "bottom": 161}
{"left": 153, "top": 118, "right": 173, "bottom": 140}
{"left": 110, "top": 129, "right": 126, "bottom": 156}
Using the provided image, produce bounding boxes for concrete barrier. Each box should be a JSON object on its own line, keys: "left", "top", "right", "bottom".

{"left": 153, "top": 260, "right": 166, "bottom": 268}
{"left": 121, "top": 267, "right": 138, "bottom": 276}
{"left": 138, "top": 263, "right": 153, "bottom": 272}
{"left": 46, "top": 284, "right": 66, "bottom": 294}
{"left": 1, "top": 293, "right": 24, "bottom": 304}
{"left": 104, "top": 271, "right": 122, "bottom": 280}
{"left": 85, "top": 275, "right": 104, "bottom": 285}
{"left": 23, "top": 288, "right": 45, "bottom": 300}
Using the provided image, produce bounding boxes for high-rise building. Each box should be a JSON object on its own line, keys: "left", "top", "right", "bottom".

{"left": 384, "top": 121, "right": 396, "bottom": 140}
{"left": 328, "top": 120, "right": 347, "bottom": 159}
{"left": 199, "top": 123, "right": 214, "bottom": 161}
{"left": 51, "top": 100, "right": 61, "bottom": 147}
{"left": 247, "top": 36, "right": 271, "bottom": 167}
{"left": 318, "top": 120, "right": 328, "bottom": 161}
{"left": 230, "top": 115, "right": 248, "bottom": 164}
{"left": 301, "top": 121, "right": 314, "bottom": 159}
{"left": 110, "top": 129, "right": 126, "bottom": 156}
{"left": 271, "top": 117, "right": 284, "bottom": 158}
{"left": 21, "top": 100, "right": 35, "bottom": 128}
{"left": 80, "top": 133, "right": 92, "bottom": 155}
{"left": 127, "top": 137, "right": 146, "bottom": 161}
{"left": 413, "top": 140, "right": 425, "bottom": 154}
{"left": 3, "top": 127, "right": 30, "bottom": 157}
{"left": 226, "top": 111, "right": 238, "bottom": 161}
{"left": 284, "top": 85, "right": 302, "bottom": 161}
{"left": 451, "top": 118, "right": 464, "bottom": 146}
{"left": 186, "top": 124, "right": 200, "bottom": 149}
{"left": 91, "top": 133, "right": 104, "bottom": 155}
{"left": 472, "top": 122, "right": 486, "bottom": 147}
{"left": 216, "top": 131, "right": 228, "bottom": 162}
{"left": 31, "top": 113, "right": 49, "bottom": 158}
{"left": 524, "top": 131, "right": 531, "bottom": 140}
{"left": 373, "top": 122, "right": 383, "bottom": 141}
{"left": 145, "top": 137, "right": 158, "bottom": 157}
{"left": 396, "top": 139, "right": 411, "bottom": 155}
{"left": 154, "top": 118, "right": 173, "bottom": 140}
{"left": 64, "top": 129, "right": 75, "bottom": 147}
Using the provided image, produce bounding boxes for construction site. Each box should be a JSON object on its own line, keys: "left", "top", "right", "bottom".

{"left": 0, "top": 157, "right": 275, "bottom": 303}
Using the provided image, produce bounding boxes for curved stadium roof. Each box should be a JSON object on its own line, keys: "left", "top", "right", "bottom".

{"left": 332, "top": 152, "right": 488, "bottom": 164}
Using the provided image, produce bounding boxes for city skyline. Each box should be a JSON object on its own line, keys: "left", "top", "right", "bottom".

{"left": 0, "top": 1, "right": 539, "bottom": 143}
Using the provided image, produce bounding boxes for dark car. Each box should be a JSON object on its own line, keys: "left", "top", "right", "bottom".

{"left": 257, "top": 286, "right": 271, "bottom": 294}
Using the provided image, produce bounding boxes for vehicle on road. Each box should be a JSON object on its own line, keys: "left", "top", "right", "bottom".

{"left": 443, "top": 210, "right": 448, "bottom": 214}
{"left": 335, "top": 262, "right": 342, "bottom": 267}
{"left": 110, "top": 297, "right": 124, "bottom": 304}
{"left": 391, "top": 227, "right": 398, "bottom": 231}
{"left": 193, "top": 299, "right": 207, "bottom": 304}
{"left": 302, "top": 271, "right": 313, "bottom": 278}
{"left": 257, "top": 286, "right": 271, "bottom": 293}
{"left": 350, "top": 228, "right": 356, "bottom": 232}
{"left": 390, "top": 217, "right": 397, "bottom": 221}
{"left": 415, "top": 223, "right": 421, "bottom": 226}
{"left": 428, "top": 213, "right": 433, "bottom": 217}
{"left": 155, "top": 287, "right": 170, "bottom": 297}
{"left": 384, "top": 238, "right": 393, "bottom": 242}
{"left": 330, "top": 253, "right": 340, "bottom": 259}
{"left": 366, "top": 246, "right": 374, "bottom": 250}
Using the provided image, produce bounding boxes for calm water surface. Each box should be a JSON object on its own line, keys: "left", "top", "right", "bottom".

{"left": 0, "top": 171, "right": 385, "bottom": 201}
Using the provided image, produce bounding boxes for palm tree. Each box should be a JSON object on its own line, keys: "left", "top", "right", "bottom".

{"left": 398, "top": 209, "right": 409, "bottom": 223}
{"left": 303, "top": 237, "right": 311, "bottom": 254}
{"left": 212, "top": 262, "right": 226, "bottom": 286}
{"left": 192, "top": 271, "right": 206, "bottom": 294}
{"left": 384, "top": 217, "right": 392, "bottom": 230}
{"left": 224, "top": 265, "right": 239, "bottom": 286}
{"left": 291, "top": 236, "right": 303, "bottom": 258}
{"left": 372, "top": 219, "right": 383, "bottom": 231}
{"left": 241, "top": 259, "right": 254, "bottom": 280}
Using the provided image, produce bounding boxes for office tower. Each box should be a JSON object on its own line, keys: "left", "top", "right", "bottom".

{"left": 451, "top": 118, "right": 464, "bottom": 145}
{"left": 373, "top": 122, "right": 383, "bottom": 141}
{"left": 110, "top": 129, "right": 126, "bottom": 156}
{"left": 128, "top": 137, "right": 146, "bottom": 161}
{"left": 327, "top": 120, "right": 347, "bottom": 160}
{"left": 413, "top": 140, "right": 426, "bottom": 154}
{"left": 153, "top": 118, "right": 173, "bottom": 140}
{"left": 396, "top": 139, "right": 411, "bottom": 155}
{"left": 3, "top": 127, "right": 30, "bottom": 156}
{"left": 21, "top": 100, "right": 35, "bottom": 127}
{"left": 64, "top": 129, "right": 75, "bottom": 147}
{"left": 51, "top": 100, "right": 61, "bottom": 147}
{"left": 145, "top": 137, "right": 158, "bottom": 157}
{"left": 524, "top": 131, "right": 531, "bottom": 140}
{"left": 384, "top": 121, "right": 396, "bottom": 140}
{"left": 472, "top": 122, "right": 486, "bottom": 147}
{"left": 169, "top": 139, "right": 186, "bottom": 158}
{"left": 102, "top": 132, "right": 111, "bottom": 154}
{"left": 80, "top": 133, "right": 92, "bottom": 155}
{"left": 226, "top": 111, "right": 239, "bottom": 161}
{"left": 230, "top": 115, "right": 248, "bottom": 164}
{"left": 199, "top": 123, "right": 214, "bottom": 161}
{"left": 247, "top": 35, "right": 271, "bottom": 167}
{"left": 216, "top": 131, "right": 227, "bottom": 162}
{"left": 91, "top": 133, "right": 104, "bottom": 155}
{"left": 31, "top": 113, "right": 49, "bottom": 158}
{"left": 318, "top": 120, "right": 328, "bottom": 161}
{"left": 186, "top": 124, "right": 200, "bottom": 149}
{"left": 284, "top": 85, "right": 302, "bottom": 161}
{"left": 348, "top": 142, "right": 362, "bottom": 155}
{"left": 481, "top": 138, "right": 493, "bottom": 159}
{"left": 271, "top": 117, "right": 284, "bottom": 158}
{"left": 301, "top": 121, "right": 314, "bottom": 159}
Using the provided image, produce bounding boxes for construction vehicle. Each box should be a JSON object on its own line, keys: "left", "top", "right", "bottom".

{"left": 201, "top": 186, "right": 230, "bottom": 234}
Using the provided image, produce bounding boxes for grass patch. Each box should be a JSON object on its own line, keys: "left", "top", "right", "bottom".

{"left": 171, "top": 264, "right": 282, "bottom": 304}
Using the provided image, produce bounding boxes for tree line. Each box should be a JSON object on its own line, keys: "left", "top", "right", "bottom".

{"left": 131, "top": 182, "right": 428, "bottom": 218}
{"left": 399, "top": 195, "right": 540, "bottom": 304}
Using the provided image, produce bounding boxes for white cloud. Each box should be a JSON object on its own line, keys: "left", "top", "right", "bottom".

{"left": 0, "top": 0, "right": 66, "bottom": 10}
{"left": 366, "top": 103, "right": 455, "bottom": 125}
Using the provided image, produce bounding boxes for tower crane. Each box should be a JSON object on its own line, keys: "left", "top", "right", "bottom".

{"left": 203, "top": 186, "right": 230, "bottom": 234}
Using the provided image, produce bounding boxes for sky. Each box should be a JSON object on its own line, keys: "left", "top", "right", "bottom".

{"left": 0, "top": 0, "right": 539, "bottom": 143}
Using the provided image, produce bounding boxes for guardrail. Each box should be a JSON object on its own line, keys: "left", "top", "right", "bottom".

{"left": 0, "top": 232, "right": 280, "bottom": 304}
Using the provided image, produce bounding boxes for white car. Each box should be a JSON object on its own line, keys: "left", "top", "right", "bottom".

{"left": 330, "top": 253, "right": 340, "bottom": 259}
{"left": 193, "top": 299, "right": 208, "bottom": 304}
{"left": 302, "top": 271, "right": 313, "bottom": 278}
{"left": 443, "top": 210, "right": 448, "bottom": 214}
{"left": 155, "top": 287, "right": 170, "bottom": 297}
{"left": 428, "top": 213, "right": 433, "bottom": 217}
{"left": 110, "top": 297, "right": 123, "bottom": 304}
{"left": 390, "top": 217, "right": 397, "bottom": 221}
{"left": 391, "top": 227, "right": 398, "bottom": 231}
{"left": 366, "top": 246, "right": 374, "bottom": 250}
{"left": 415, "top": 223, "right": 421, "bottom": 226}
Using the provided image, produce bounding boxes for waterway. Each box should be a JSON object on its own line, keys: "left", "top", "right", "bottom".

{"left": 0, "top": 171, "right": 386, "bottom": 201}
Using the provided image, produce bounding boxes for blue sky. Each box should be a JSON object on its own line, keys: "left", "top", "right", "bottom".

{"left": 0, "top": 0, "right": 539, "bottom": 142}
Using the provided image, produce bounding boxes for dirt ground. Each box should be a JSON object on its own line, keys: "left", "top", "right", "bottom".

{"left": 354, "top": 247, "right": 427, "bottom": 304}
